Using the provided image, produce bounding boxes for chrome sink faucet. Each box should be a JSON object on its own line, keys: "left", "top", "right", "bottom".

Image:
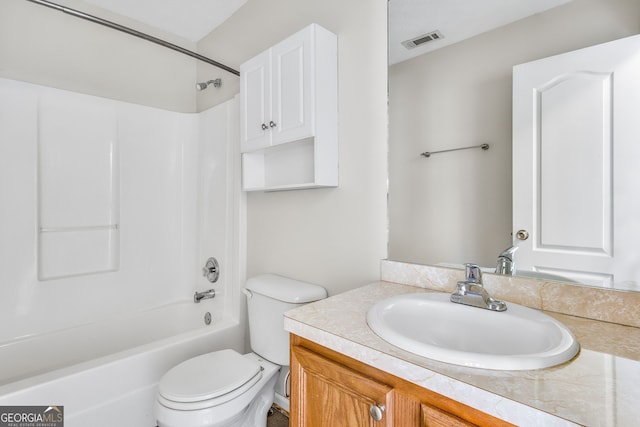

{"left": 450, "top": 264, "right": 507, "bottom": 312}
{"left": 495, "top": 245, "right": 518, "bottom": 275}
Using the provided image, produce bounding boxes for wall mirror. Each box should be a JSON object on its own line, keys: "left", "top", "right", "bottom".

{"left": 388, "top": 0, "right": 640, "bottom": 291}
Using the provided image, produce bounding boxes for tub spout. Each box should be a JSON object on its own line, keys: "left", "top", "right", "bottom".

{"left": 194, "top": 289, "right": 215, "bottom": 303}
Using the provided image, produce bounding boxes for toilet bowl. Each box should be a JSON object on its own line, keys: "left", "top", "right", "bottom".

{"left": 155, "top": 274, "right": 327, "bottom": 427}
{"left": 155, "top": 351, "right": 279, "bottom": 427}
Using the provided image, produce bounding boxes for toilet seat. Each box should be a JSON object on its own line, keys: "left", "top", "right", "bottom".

{"left": 158, "top": 349, "right": 263, "bottom": 411}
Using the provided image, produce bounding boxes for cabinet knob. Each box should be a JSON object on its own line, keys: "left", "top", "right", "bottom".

{"left": 369, "top": 404, "right": 385, "bottom": 421}
{"left": 269, "top": 120, "right": 277, "bottom": 128}
{"left": 261, "top": 123, "right": 268, "bottom": 130}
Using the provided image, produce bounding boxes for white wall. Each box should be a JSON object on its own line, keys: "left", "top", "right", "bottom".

{"left": 388, "top": 0, "right": 640, "bottom": 267}
{"left": 0, "top": 0, "right": 196, "bottom": 112}
{"left": 196, "top": 0, "right": 389, "bottom": 296}
{"left": 0, "top": 79, "right": 241, "bottom": 342}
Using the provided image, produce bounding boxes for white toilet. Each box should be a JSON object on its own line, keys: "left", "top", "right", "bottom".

{"left": 155, "top": 274, "right": 327, "bottom": 427}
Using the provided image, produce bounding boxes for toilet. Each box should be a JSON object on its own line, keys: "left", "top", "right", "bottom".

{"left": 155, "top": 274, "right": 327, "bottom": 427}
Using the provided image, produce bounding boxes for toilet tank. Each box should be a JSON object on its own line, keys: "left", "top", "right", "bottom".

{"left": 244, "top": 274, "right": 327, "bottom": 366}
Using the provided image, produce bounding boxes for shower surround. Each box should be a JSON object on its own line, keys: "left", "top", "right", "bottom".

{"left": 0, "top": 77, "right": 245, "bottom": 423}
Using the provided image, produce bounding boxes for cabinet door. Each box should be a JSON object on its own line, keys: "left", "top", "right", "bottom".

{"left": 291, "top": 345, "right": 393, "bottom": 427}
{"left": 270, "top": 26, "right": 314, "bottom": 146}
{"left": 240, "top": 50, "right": 271, "bottom": 152}
{"left": 421, "top": 403, "right": 477, "bottom": 427}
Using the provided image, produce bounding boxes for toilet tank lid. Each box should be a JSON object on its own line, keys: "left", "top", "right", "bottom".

{"left": 245, "top": 274, "right": 328, "bottom": 303}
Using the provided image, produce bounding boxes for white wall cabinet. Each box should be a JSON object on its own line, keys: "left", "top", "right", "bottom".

{"left": 240, "top": 24, "right": 338, "bottom": 191}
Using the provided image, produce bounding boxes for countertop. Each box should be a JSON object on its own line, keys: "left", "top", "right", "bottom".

{"left": 284, "top": 281, "right": 640, "bottom": 427}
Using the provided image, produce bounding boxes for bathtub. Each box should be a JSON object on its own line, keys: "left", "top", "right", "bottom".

{"left": 0, "top": 300, "right": 244, "bottom": 427}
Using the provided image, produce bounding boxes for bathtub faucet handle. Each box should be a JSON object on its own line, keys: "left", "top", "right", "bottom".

{"left": 202, "top": 257, "right": 219, "bottom": 283}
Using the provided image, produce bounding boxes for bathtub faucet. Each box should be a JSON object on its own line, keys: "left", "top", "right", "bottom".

{"left": 194, "top": 288, "right": 216, "bottom": 303}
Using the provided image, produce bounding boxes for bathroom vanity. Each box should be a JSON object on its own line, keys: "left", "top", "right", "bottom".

{"left": 290, "top": 335, "right": 511, "bottom": 426}
{"left": 284, "top": 261, "right": 640, "bottom": 426}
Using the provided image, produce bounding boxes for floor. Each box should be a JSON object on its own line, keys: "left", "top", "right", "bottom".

{"left": 267, "top": 407, "right": 289, "bottom": 427}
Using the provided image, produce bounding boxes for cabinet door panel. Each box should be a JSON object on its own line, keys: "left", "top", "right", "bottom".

{"left": 271, "top": 28, "right": 314, "bottom": 145}
{"left": 421, "top": 403, "right": 477, "bottom": 427}
{"left": 291, "top": 345, "right": 393, "bottom": 427}
{"left": 240, "top": 50, "right": 270, "bottom": 152}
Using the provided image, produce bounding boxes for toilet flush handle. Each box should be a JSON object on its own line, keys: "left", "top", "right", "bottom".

{"left": 242, "top": 288, "right": 253, "bottom": 299}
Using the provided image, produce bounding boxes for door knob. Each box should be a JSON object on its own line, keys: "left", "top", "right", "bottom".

{"left": 515, "top": 229, "right": 529, "bottom": 241}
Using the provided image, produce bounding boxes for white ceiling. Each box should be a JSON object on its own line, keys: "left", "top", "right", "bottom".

{"left": 56, "top": 0, "right": 248, "bottom": 42}
{"left": 52, "top": 0, "right": 570, "bottom": 63}
{"left": 389, "top": 0, "right": 571, "bottom": 65}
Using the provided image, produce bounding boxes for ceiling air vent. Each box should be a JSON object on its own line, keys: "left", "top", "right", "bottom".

{"left": 401, "top": 30, "right": 444, "bottom": 50}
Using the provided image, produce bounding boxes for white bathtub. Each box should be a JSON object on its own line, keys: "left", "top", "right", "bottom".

{"left": 0, "top": 300, "right": 244, "bottom": 427}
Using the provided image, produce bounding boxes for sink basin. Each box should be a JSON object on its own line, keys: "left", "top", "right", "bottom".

{"left": 366, "top": 293, "right": 579, "bottom": 370}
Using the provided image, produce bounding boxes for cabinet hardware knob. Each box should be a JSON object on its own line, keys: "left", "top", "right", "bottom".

{"left": 515, "top": 229, "right": 529, "bottom": 241}
{"left": 261, "top": 123, "right": 268, "bottom": 130}
{"left": 369, "top": 404, "right": 385, "bottom": 421}
{"left": 269, "top": 120, "right": 277, "bottom": 128}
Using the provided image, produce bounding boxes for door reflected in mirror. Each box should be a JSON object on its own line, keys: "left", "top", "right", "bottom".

{"left": 388, "top": 0, "right": 640, "bottom": 291}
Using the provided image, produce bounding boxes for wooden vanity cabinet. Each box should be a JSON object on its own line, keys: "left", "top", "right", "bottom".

{"left": 290, "top": 335, "right": 514, "bottom": 427}
{"left": 290, "top": 343, "right": 393, "bottom": 426}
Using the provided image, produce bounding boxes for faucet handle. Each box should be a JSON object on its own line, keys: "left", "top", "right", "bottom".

{"left": 464, "top": 263, "right": 483, "bottom": 283}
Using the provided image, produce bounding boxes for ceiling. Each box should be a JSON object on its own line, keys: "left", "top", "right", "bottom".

{"left": 55, "top": 0, "right": 248, "bottom": 42}
{"left": 53, "top": 0, "right": 570, "bottom": 63}
{"left": 389, "top": 0, "right": 571, "bottom": 65}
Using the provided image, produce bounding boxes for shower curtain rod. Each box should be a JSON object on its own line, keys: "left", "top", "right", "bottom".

{"left": 26, "top": 0, "right": 240, "bottom": 76}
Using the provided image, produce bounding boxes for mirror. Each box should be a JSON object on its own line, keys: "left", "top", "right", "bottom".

{"left": 388, "top": 0, "right": 640, "bottom": 290}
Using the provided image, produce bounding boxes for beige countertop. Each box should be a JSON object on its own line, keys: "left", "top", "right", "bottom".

{"left": 284, "top": 281, "right": 640, "bottom": 427}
